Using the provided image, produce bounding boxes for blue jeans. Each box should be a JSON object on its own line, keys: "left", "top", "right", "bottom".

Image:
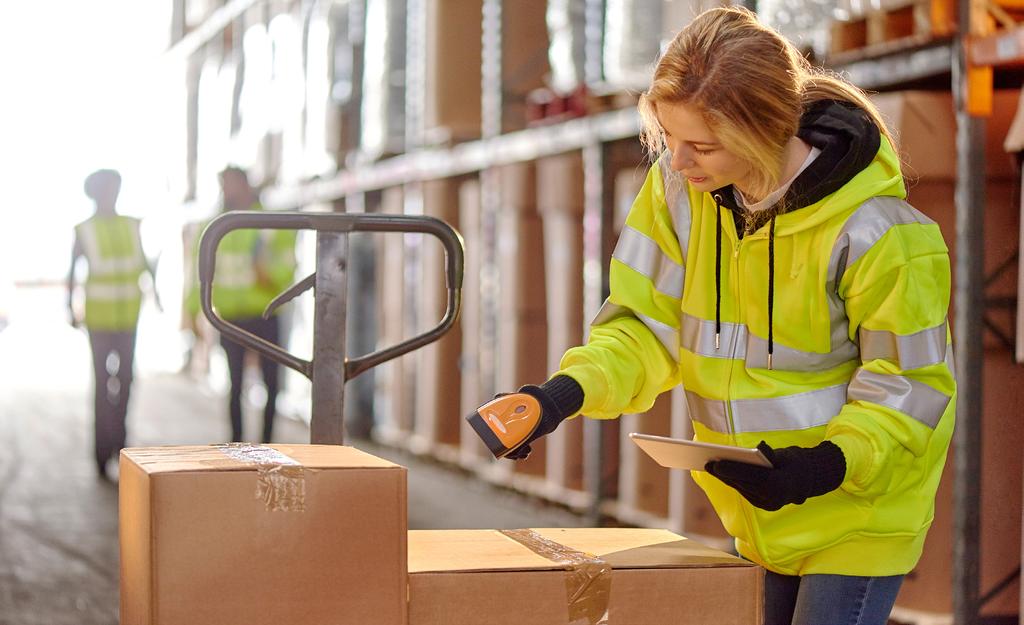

{"left": 764, "top": 570, "right": 904, "bottom": 625}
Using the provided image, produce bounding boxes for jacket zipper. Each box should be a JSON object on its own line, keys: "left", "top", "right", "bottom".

{"left": 725, "top": 238, "right": 742, "bottom": 440}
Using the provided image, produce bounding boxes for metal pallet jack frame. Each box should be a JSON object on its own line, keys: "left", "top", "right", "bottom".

{"left": 198, "top": 210, "right": 464, "bottom": 445}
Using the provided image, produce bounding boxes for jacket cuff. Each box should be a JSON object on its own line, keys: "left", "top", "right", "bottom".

{"left": 809, "top": 441, "right": 848, "bottom": 494}
{"left": 825, "top": 433, "right": 871, "bottom": 487}
{"left": 535, "top": 375, "right": 585, "bottom": 420}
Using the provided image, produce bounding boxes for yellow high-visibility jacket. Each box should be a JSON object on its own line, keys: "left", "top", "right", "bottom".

{"left": 557, "top": 103, "right": 956, "bottom": 576}
{"left": 186, "top": 204, "right": 298, "bottom": 321}
{"left": 75, "top": 215, "right": 146, "bottom": 331}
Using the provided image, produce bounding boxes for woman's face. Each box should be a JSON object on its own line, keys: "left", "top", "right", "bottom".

{"left": 657, "top": 101, "right": 751, "bottom": 195}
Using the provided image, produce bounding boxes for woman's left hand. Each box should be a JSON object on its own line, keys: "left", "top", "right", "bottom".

{"left": 705, "top": 441, "right": 847, "bottom": 511}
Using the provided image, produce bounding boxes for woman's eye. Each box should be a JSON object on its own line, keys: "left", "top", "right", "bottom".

{"left": 695, "top": 149, "right": 715, "bottom": 156}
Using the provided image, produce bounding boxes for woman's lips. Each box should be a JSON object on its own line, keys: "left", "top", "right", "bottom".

{"left": 687, "top": 176, "right": 707, "bottom": 183}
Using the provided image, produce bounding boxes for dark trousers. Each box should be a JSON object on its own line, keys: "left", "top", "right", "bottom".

{"left": 220, "top": 316, "right": 280, "bottom": 443}
{"left": 88, "top": 330, "right": 136, "bottom": 469}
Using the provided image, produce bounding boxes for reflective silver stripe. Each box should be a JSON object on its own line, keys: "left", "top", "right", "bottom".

{"left": 659, "top": 157, "right": 693, "bottom": 262}
{"left": 860, "top": 321, "right": 948, "bottom": 370}
{"left": 746, "top": 333, "right": 859, "bottom": 371}
{"left": 681, "top": 312, "right": 745, "bottom": 359}
{"left": 215, "top": 252, "right": 258, "bottom": 288}
{"left": 823, "top": 196, "right": 935, "bottom": 370}
{"left": 827, "top": 196, "right": 936, "bottom": 292}
{"left": 685, "top": 384, "right": 847, "bottom": 434}
{"left": 679, "top": 311, "right": 857, "bottom": 371}
{"left": 591, "top": 299, "right": 679, "bottom": 359}
{"left": 848, "top": 368, "right": 950, "bottom": 428}
{"left": 637, "top": 311, "right": 679, "bottom": 357}
{"left": 685, "top": 390, "right": 730, "bottom": 434}
{"left": 612, "top": 226, "right": 684, "bottom": 299}
{"left": 85, "top": 282, "right": 141, "bottom": 300}
{"left": 592, "top": 300, "right": 631, "bottom": 326}
{"left": 731, "top": 384, "right": 848, "bottom": 433}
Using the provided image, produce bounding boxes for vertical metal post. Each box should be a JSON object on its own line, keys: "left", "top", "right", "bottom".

{"left": 583, "top": 0, "right": 605, "bottom": 87}
{"left": 405, "top": 0, "right": 427, "bottom": 149}
{"left": 479, "top": 167, "right": 501, "bottom": 400}
{"left": 310, "top": 231, "right": 349, "bottom": 444}
{"left": 952, "top": 7, "right": 985, "bottom": 622}
{"left": 345, "top": 192, "right": 378, "bottom": 440}
{"left": 582, "top": 141, "right": 614, "bottom": 524}
{"left": 481, "top": 0, "right": 503, "bottom": 139}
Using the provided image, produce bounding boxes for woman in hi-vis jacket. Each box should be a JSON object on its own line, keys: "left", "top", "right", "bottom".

{"left": 478, "top": 8, "right": 956, "bottom": 624}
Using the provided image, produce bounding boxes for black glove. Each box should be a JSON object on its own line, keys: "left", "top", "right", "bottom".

{"left": 705, "top": 441, "right": 846, "bottom": 511}
{"left": 504, "top": 375, "right": 584, "bottom": 460}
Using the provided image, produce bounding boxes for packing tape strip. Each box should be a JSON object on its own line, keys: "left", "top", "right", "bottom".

{"left": 500, "top": 529, "right": 612, "bottom": 625}
{"left": 216, "top": 443, "right": 305, "bottom": 512}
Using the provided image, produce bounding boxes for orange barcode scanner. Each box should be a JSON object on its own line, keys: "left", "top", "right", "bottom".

{"left": 465, "top": 393, "right": 543, "bottom": 458}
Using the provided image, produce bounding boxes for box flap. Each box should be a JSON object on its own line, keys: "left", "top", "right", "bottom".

{"left": 122, "top": 444, "right": 402, "bottom": 474}
{"left": 532, "top": 528, "right": 752, "bottom": 569}
{"left": 409, "top": 530, "right": 562, "bottom": 573}
{"left": 409, "top": 528, "right": 753, "bottom": 574}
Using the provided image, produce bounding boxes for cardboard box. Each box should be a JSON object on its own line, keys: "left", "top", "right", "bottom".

{"left": 458, "top": 178, "right": 486, "bottom": 462}
{"left": 499, "top": 0, "right": 549, "bottom": 133}
{"left": 870, "top": 90, "right": 1020, "bottom": 181}
{"left": 416, "top": 178, "right": 463, "bottom": 450}
{"left": 120, "top": 444, "right": 408, "bottom": 625}
{"left": 424, "top": 0, "right": 483, "bottom": 143}
{"left": 408, "top": 528, "right": 762, "bottom": 625}
{"left": 377, "top": 187, "right": 415, "bottom": 438}
{"left": 537, "top": 153, "right": 586, "bottom": 492}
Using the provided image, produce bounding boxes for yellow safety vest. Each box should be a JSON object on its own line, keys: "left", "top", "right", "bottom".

{"left": 76, "top": 215, "right": 146, "bottom": 331}
{"left": 186, "top": 205, "right": 297, "bottom": 321}
{"left": 557, "top": 135, "right": 956, "bottom": 577}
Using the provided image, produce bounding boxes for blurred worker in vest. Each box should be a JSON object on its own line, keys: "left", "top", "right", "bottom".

{"left": 191, "top": 166, "right": 297, "bottom": 443}
{"left": 68, "top": 169, "right": 157, "bottom": 479}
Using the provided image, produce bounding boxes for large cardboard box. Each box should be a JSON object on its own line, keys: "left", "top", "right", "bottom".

{"left": 499, "top": 1, "right": 549, "bottom": 133}
{"left": 424, "top": 0, "right": 483, "bottom": 143}
{"left": 538, "top": 152, "right": 587, "bottom": 492}
{"left": 408, "top": 528, "right": 762, "bottom": 625}
{"left": 120, "top": 444, "right": 408, "bottom": 625}
{"left": 871, "top": 89, "right": 1019, "bottom": 180}
{"left": 377, "top": 187, "right": 415, "bottom": 439}
{"left": 416, "top": 178, "right": 463, "bottom": 451}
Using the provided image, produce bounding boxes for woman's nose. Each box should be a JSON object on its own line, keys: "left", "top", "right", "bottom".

{"left": 671, "top": 145, "right": 695, "bottom": 171}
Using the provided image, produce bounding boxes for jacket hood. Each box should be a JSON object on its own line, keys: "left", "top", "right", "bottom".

{"left": 716, "top": 100, "right": 905, "bottom": 237}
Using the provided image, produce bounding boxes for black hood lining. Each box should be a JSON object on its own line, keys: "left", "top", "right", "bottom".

{"left": 714, "top": 100, "right": 881, "bottom": 216}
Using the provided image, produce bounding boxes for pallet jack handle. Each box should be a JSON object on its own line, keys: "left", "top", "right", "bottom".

{"left": 198, "top": 211, "right": 464, "bottom": 444}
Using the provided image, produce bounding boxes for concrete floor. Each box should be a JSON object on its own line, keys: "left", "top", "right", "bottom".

{"left": 0, "top": 288, "right": 583, "bottom": 625}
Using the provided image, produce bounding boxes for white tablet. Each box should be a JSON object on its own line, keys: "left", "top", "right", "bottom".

{"left": 629, "top": 433, "right": 773, "bottom": 471}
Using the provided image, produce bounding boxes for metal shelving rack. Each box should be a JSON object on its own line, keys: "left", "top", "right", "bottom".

{"left": 169, "top": 1, "right": 1021, "bottom": 622}
{"left": 831, "top": 7, "right": 1024, "bottom": 622}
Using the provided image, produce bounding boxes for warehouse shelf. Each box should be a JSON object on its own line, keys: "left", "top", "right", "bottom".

{"left": 828, "top": 38, "right": 953, "bottom": 89}
{"left": 171, "top": 3, "right": 1021, "bottom": 623}
{"left": 166, "top": 0, "right": 261, "bottom": 63}
{"left": 262, "top": 108, "right": 642, "bottom": 210}
{"left": 970, "top": 23, "right": 1024, "bottom": 67}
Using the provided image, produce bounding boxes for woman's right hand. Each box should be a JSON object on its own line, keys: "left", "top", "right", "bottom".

{"left": 500, "top": 376, "right": 585, "bottom": 460}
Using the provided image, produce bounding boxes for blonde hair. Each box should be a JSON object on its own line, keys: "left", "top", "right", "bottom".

{"left": 639, "top": 7, "right": 895, "bottom": 202}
